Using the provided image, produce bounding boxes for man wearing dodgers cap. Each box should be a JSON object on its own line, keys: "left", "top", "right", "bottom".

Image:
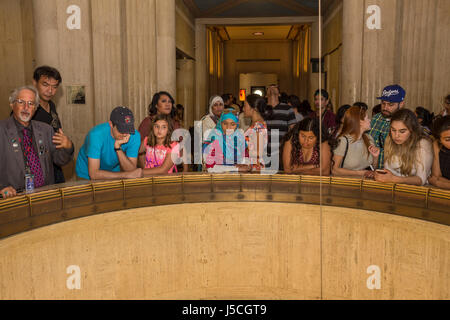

{"left": 369, "top": 84, "right": 406, "bottom": 169}
{"left": 76, "top": 106, "right": 143, "bottom": 180}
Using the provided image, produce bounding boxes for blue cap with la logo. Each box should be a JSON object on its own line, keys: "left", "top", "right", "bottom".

{"left": 377, "top": 84, "right": 406, "bottom": 103}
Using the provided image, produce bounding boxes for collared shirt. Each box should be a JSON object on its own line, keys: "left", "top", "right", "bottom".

{"left": 369, "top": 113, "right": 390, "bottom": 168}
{"left": 266, "top": 103, "right": 296, "bottom": 157}
{"left": 32, "top": 100, "right": 62, "bottom": 132}
{"left": 12, "top": 117, "right": 43, "bottom": 175}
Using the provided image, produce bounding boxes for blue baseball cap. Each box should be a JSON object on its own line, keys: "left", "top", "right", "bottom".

{"left": 377, "top": 85, "right": 406, "bottom": 103}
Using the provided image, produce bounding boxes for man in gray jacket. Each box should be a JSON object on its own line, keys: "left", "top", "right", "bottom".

{"left": 0, "top": 85, "right": 74, "bottom": 198}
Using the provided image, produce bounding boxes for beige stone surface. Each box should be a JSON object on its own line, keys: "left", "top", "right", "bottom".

{"left": 0, "top": 202, "right": 448, "bottom": 300}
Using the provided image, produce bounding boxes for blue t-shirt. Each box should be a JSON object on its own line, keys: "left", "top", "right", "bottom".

{"left": 76, "top": 122, "right": 141, "bottom": 179}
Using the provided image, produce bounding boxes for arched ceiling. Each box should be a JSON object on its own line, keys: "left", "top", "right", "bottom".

{"left": 183, "top": 0, "right": 335, "bottom": 18}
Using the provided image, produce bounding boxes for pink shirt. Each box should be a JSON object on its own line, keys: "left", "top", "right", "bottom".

{"left": 143, "top": 137, "right": 179, "bottom": 173}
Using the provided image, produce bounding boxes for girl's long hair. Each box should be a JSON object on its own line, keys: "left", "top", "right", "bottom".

{"left": 336, "top": 106, "right": 371, "bottom": 159}
{"left": 147, "top": 114, "right": 173, "bottom": 148}
{"left": 283, "top": 117, "right": 328, "bottom": 168}
{"left": 384, "top": 109, "right": 430, "bottom": 176}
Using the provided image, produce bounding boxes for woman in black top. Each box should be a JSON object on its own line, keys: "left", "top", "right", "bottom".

{"left": 429, "top": 116, "right": 450, "bottom": 189}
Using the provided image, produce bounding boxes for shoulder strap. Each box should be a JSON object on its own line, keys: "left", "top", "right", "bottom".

{"left": 340, "top": 136, "right": 349, "bottom": 168}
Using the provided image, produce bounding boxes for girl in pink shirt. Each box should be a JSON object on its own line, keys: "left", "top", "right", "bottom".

{"left": 138, "top": 114, "right": 180, "bottom": 175}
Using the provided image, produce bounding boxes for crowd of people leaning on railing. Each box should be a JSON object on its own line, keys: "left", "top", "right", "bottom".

{"left": 1, "top": 65, "right": 450, "bottom": 199}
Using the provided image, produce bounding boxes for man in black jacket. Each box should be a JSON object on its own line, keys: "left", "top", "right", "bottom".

{"left": 32, "top": 65, "right": 66, "bottom": 183}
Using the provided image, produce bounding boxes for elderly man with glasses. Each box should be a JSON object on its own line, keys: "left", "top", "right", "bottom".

{"left": 0, "top": 85, "right": 74, "bottom": 198}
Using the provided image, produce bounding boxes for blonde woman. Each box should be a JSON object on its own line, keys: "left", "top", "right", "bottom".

{"left": 374, "top": 109, "right": 433, "bottom": 186}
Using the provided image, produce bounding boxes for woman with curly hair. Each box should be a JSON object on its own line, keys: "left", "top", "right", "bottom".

{"left": 374, "top": 109, "right": 433, "bottom": 186}
{"left": 282, "top": 117, "right": 331, "bottom": 175}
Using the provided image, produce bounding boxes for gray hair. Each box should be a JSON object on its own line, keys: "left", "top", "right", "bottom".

{"left": 9, "top": 85, "right": 40, "bottom": 107}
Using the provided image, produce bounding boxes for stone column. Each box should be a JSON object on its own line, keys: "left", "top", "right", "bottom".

{"left": 32, "top": 0, "right": 60, "bottom": 66}
{"left": 32, "top": 0, "right": 95, "bottom": 181}
{"left": 341, "top": 0, "right": 364, "bottom": 105}
{"left": 156, "top": 0, "right": 176, "bottom": 97}
{"left": 195, "top": 22, "right": 207, "bottom": 121}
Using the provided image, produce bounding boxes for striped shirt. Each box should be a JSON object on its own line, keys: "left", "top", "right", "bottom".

{"left": 368, "top": 113, "right": 390, "bottom": 168}
{"left": 266, "top": 103, "right": 296, "bottom": 170}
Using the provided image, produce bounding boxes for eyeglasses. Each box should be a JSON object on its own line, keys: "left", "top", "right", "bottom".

{"left": 15, "top": 99, "right": 36, "bottom": 107}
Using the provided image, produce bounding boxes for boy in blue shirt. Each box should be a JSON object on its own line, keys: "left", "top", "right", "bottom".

{"left": 76, "top": 106, "right": 142, "bottom": 180}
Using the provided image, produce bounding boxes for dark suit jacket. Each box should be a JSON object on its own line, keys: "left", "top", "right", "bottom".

{"left": 0, "top": 116, "right": 74, "bottom": 191}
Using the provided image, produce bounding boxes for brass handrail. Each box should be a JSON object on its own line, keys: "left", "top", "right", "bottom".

{"left": 0, "top": 174, "right": 449, "bottom": 240}
{"left": 1, "top": 175, "right": 449, "bottom": 205}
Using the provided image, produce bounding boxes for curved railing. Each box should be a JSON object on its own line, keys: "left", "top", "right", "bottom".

{"left": 1, "top": 173, "right": 449, "bottom": 239}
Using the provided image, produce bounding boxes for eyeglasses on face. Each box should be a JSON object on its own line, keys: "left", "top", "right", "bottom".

{"left": 15, "top": 99, "right": 36, "bottom": 107}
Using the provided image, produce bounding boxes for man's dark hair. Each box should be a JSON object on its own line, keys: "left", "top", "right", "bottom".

{"left": 314, "top": 89, "right": 329, "bottom": 100}
{"left": 221, "top": 94, "right": 231, "bottom": 105}
{"left": 280, "top": 92, "right": 289, "bottom": 104}
{"left": 298, "top": 100, "right": 313, "bottom": 117}
{"left": 372, "top": 104, "right": 382, "bottom": 116}
{"left": 33, "top": 66, "right": 62, "bottom": 83}
{"left": 415, "top": 106, "right": 433, "bottom": 128}
{"left": 288, "top": 95, "right": 301, "bottom": 113}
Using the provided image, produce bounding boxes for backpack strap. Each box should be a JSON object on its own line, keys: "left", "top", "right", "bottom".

{"left": 340, "top": 136, "right": 349, "bottom": 168}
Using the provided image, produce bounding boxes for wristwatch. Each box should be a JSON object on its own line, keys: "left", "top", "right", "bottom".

{"left": 114, "top": 147, "right": 121, "bottom": 152}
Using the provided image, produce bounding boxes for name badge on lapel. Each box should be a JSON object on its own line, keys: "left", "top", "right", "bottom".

{"left": 38, "top": 139, "right": 45, "bottom": 155}
{"left": 12, "top": 139, "right": 19, "bottom": 152}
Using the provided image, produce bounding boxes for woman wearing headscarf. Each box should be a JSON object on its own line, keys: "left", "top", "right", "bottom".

{"left": 202, "top": 111, "right": 249, "bottom": 173}
{"left": 200, "top": 95, "right": 224, "bottom": 144}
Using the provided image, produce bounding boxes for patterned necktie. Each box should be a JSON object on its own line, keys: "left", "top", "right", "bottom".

{"left": 22, "top": 127, "right": 45, "bottom": 188}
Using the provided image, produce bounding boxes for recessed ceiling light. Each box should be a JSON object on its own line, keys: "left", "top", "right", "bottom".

{"left": 253, "top": 32, "right": 264, "bottom": 36}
